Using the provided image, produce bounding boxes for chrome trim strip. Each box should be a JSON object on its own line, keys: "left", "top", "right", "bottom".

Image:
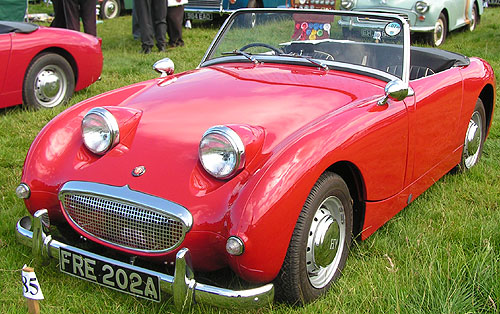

{"left": 16, "top": 210, "right": 274, "bottom": 310}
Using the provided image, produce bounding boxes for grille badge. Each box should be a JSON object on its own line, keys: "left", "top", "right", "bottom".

{"left": 132, "top": 166, "right": 146, "bottom": 177}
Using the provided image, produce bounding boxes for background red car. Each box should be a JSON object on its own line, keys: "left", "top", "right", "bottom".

{"left": 0, "top": 21, "right": 102, "bottom": 109}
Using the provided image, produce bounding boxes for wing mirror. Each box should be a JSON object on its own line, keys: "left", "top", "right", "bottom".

{"left": 153, "top": 58, "right": 175, "bottom": 77}
{"left": 378, "top": 79, "right": 412, "bottom": 106}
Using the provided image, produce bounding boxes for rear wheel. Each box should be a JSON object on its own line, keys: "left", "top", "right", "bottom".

{"left": 468, "top": 3, "right": 479, "bottom": 32}
{"left": 458, "top": 98, "right": 486, "bottom": 171}
{"left": 275, "top": 172, "right": 353, "bottom": 304}
{"left": 22, "top": 53, "right": 75, "bottom": 110}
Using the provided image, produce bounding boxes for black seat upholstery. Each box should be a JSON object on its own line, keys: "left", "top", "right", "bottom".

{"left": 386, "top": 65, "right": 436, "bottom": 80}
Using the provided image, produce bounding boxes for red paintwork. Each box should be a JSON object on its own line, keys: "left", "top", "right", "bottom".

{"left": 20, "top": 57, "right": 495, "bottom": 283}
{"left": 0, "top": 25, "right": 102, "bottom": 108}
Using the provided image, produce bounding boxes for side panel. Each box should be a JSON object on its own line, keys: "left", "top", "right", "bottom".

{"left": 0, "top": 34, "right": 12, "bottom": 106}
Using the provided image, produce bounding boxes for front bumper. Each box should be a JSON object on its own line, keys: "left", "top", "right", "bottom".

{"left": 16, "top": 209, "right": 274, "bottom": 311}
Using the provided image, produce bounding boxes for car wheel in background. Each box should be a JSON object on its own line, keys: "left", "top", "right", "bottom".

{"left": 22, "top": 53, "right": 75, "bottom": 110}
{"left": 458, "top": 98, "right": 486, "bottom": 171}
{"left": 468, "top": 2, "right": 479, "bottom": 31}
{"left": 100, "top": 0, "right": 121, "bottom": 20}
{"left": 275, "top": 172, "right": 353, "bottom": 304}
{"left": 427, "top": 12, "right": 447, "bottom": 46}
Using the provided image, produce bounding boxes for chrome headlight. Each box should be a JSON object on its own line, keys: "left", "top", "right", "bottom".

{"left": 415, "top": 1, "right": 429, "bottom": 14}
{"left": 81, "top": 107, "right": 120, "bottom": 155}
{"left": 199, "top": 126, "right": 245, "bottom": 179}
{"left": 340, "top": 0, "right": 355, "bottom": 10}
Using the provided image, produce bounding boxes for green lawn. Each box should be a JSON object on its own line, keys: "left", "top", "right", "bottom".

{"left": 0, "top": 4, "right": 499, "bottom": 314}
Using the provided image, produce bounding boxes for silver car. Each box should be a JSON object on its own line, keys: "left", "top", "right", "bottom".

{"left": 340, "top": 0, "right": 484, "bottom": 46}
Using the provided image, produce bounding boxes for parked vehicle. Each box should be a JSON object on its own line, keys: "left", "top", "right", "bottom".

{"left": 339, "top": 0, "right": 484, "bottom": 46}
{"left": 97, "top": 0, "right": 133, "bottom": 19}
{"left": 15, "top": 8, "right": 495, "bottom": 310}
{"left": 185, "top": 0, "right": 291, "bottom": 21}
{"left": 0, "top": 21, "right": 102, "bottom": 109}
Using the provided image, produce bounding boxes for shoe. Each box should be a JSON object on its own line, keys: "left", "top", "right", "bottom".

{"left": 141, "top": 46, "right": 152, "bottom": 54}
{"left": 158, "top": 45, "right": 165, "bottom": 52}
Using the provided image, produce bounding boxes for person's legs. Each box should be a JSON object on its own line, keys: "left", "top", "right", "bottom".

{"left": 167, "top": 5, "right": 183, "bottom": 46}
{"left": 151, "top": 0, "right": 167, "bottom": 51}
{"left": 50, "top": 0, "right": 67, "bottom": 28}
{"left": 80, "top": 0, "right": 97, "bottom": 36}
{"left": 63, "top": 0, "right": 81, "bottom": 32}
{"left": 134, "top": 0, "right": 155, "bottom": 52}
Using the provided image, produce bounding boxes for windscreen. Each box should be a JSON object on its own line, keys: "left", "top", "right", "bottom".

{"left": 205, "top": 10, "right": 407, "bottom": 80}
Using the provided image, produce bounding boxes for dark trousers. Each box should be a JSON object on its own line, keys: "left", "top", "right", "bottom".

{"left": 50, "top": 0, "right": 66, "bottom": 28}
{"left": 63, "top": 0, "right": 97, "bottom": 36}
{"left": 134, "top": 0, "right": 167, "bottom": 49}
{"left": 167, "top": 5, "right": 184, "bottom": 45}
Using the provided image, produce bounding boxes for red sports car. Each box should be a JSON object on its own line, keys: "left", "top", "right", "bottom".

{"left": 15, "top": 9, "right": 495, "bottom": 310}
{"left": 0, "top": 21, "right": 102, "bottom": 109}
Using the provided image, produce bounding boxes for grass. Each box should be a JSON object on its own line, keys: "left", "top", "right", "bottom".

{"left": 1, "top": 4, "right": 499, "bottom": 314}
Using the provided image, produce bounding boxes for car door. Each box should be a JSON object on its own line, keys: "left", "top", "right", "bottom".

{"left": 408, "top": 67, "right": 463, "bottom": 181}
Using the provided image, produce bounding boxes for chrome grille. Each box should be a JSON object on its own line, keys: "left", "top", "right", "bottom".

{"left": 59, "top": 182, "right": 192, "bottom": 253}
{"left": 186, "top": 0, "right": 221, "bottom": 8}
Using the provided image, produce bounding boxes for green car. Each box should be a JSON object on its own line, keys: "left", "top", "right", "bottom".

{"left": 339, "top": 0, "right": 484, "bottom": 46}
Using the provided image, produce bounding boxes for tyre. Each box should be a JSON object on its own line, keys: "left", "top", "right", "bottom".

{"left": 468, "top": 3, "right": 479, "bottom": 32}
{"left": 100, "top": 0, "right": 121, "bottom": 20}
{"left": 427, "top": 12, "right": 447, "bottom": 46}
{"left": 22, "top": 53, "right": 75, "bottom": 110}
{"left": 458, "top": 98, "right": 486, "bottom": 171}
{"left": 275, "top": 172, "right": 353, "bottom": 304}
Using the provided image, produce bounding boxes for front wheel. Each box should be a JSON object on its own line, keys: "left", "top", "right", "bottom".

{"left": 100, "top": 0, "right": 121, "bottom": 20}
{"left": 22, "top": 53, "right": 75, "bottom": 110}
{"left": 458, "top": 98, "right": 486, "bottom": 171}
{"left": 427, "top": 12, "right": 447, "bottom": 46}
{"left": 275, "top": 172, "right": 353, "bottom": 304}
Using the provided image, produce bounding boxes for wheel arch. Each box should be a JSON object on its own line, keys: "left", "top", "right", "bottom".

{"left": 34, "top": 47, "right": 78, "bottom": 86}
{"left": 478, "top": 83, "right": 495, "bottom": 134}
{"left": 327, "top": 161, "right": 366, "bottom": 240}
{"left": 441, "top": 8, "right": 450, "bottom": 31}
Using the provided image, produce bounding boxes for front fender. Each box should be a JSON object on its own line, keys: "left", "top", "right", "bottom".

{"left": 226, "top": 95, "right": 409, "bottom": 283}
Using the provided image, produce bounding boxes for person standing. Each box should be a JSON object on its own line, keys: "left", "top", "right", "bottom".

{"left": 134, "top": 0, "right": 167, "bottom": 53}
{"left": 63, "top": 0, "right": 97, "bottom": 36}
{"left": 167, "top": 0, "right": 187, "bottom": 48}
{"left": 50, "top": 0, "right": 67, "bottom": 29}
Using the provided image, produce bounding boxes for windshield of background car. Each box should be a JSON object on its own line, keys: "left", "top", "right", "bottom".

{"left": 202, "top": 9, "right": 409, "bottom": 81}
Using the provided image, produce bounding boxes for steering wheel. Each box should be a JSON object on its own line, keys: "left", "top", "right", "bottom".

{"left": 239, "top": 42, "right": 284, "bottom": 55}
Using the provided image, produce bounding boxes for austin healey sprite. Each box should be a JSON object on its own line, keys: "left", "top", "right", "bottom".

{"left": 15, "top": 8, "right": 495, "bottom": 310}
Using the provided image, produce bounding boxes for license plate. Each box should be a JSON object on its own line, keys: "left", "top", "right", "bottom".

{"left": 185, "top": 12, "right": 213, "bottom": 21}
{"left": 59, "top": 247, "right": 161, "bottom": 302}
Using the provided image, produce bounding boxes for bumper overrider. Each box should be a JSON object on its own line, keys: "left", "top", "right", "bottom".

{"left": 16, "top": 209, "right": 274, "bottom": 311}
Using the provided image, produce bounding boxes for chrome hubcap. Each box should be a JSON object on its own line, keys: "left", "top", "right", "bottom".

{"left": 306, "top": 196, "right": 345, "bottom": 288}
{"left": 105, "top": 1, "right": 117, "bottom": 18}
{"left": 34, "top": 65, "right": 67, "bottom": 107}
{"left": 434, "top": 19, "right": 444, "bottom": 46}
{"left": 464, "top": 111, "right": 483, "bottom": 169}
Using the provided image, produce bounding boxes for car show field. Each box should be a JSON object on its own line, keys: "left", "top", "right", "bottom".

{"left": 0, "top": 3, "right": 499, "bottom": 313}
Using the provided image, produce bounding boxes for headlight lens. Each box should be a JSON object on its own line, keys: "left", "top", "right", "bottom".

{"left": 340, "top": 0, "right": 355, "bottom": 10}
{"left": 415, "top": 1, "right": 429, "bottom": 14}
{"left": 199, "top": 126, "right": 245, "bottom": 179}
{"left": 81, "top": 107, "right": 120, "bottom": 155}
